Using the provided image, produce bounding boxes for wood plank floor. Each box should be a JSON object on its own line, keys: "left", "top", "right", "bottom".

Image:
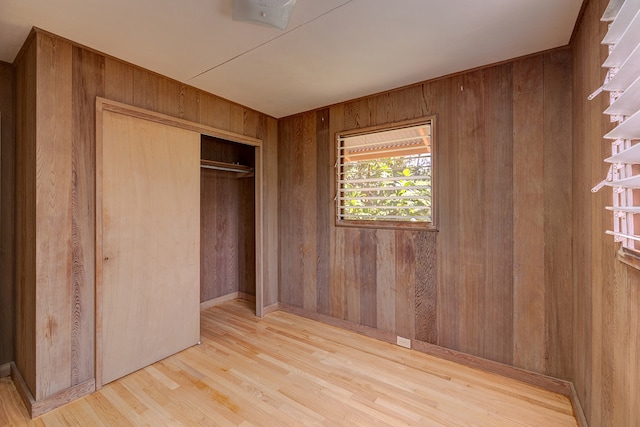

{"left": 1, "top": 300, "right": 577, "bottom": 426}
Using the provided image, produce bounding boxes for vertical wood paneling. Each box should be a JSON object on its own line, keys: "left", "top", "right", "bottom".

{"left": 70, "top": 47, "right": 104, "bottom": 386}
{"left": 0, "top": 61, "right": 16, "bottom": 367}
{"left": 277, "top": 117, "right": 294, "bottom": 305}
{"left": 394, "top": 232, "right": 416, "bottom": 339}
{"left": 315, "top": 109, "right": 331, "bottom": 315}
{"left": 331, "top": 227, "right": 347, "bottom": 319}
{"left": 574, "top": 1, "right": 604, "bottom": 424}
{"left": 157, "top": 78, "right": 181, "bottom": 118}
{"left": 543, "top": 49, "right": 573, "bottom": 380}
{"left": 513, "top": 55, "right": 545, "bottom": 373}
{"left": 329, "top": 104, "right": 346, "bottom": 320}
{"left": 452, "top": 71, "right": 486, "bottom": 358}
{"left": 238, "top": 175, "right": 256, "bottom": 296}
{"left": 481, "top": 64, "right": 514, "bottom": 364}
{"left": 344, "top": 228, "right": 361, "bottom": 324}
{"left": 199, "top": 93, "right": 231, "bottom": 131}
{"left": 375, "top": 230, "right": 396, "bottom": 333}
{"left": 12, "top": 29, "right": 276, "bottom": 411}
{"left": 263, "top": 116, "right": 279, "bottom": 307}
{"left": 359, "top": 230, "right": 377, "bottom": 328}
{"left": 35, "top": 34, "right": 73, "bottom": 400}
{"left": 200, "top": 170, "right": 242, "bottom": 300}
{"left": 132, "top": 68, "right": 159, "bottom": 112}
{"left": 15, "top": 35, "right": 37, "bottom": 396}
{"left": 573, "top": 0, "right": 640, "bottom": 425}
{"left": 104, "top": 58, "right": 133, "bottom": 105}
{"left": 279, "top": 45, "right": 572, "bottom": 382}
{"left": 179, "top": 84, "right": 200, "bottom": 123}
{"left": 301, "top": 113, "right": 317, "bottom": 312}
{"left": 414, "top": 232, "right": 437, "bottom": 343}
{"left": 436, "top": 75, "right": 464, "bottom": 352}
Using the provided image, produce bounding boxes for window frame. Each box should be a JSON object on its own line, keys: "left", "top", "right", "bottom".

{"left": 334, "top": 116, "right": 437, "bottom": 231}
{"left": 591, "top": 0, "right": 640, "bottom": 268}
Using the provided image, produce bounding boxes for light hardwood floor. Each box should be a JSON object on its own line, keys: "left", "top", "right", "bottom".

{"left": 0, "top": 300, "right": 577, "bottom": 426}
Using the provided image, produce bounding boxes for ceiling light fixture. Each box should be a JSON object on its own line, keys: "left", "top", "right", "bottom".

{"left": 232, "top": 0, "right": 297, "bottom": 30}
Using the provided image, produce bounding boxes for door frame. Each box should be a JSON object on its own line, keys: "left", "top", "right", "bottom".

{"left": 95, "top": 97, "right": 264, "bottom": 390}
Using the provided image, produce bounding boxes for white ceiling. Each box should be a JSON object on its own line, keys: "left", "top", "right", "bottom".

{"left": 0, "top": 0, "right": 583, "bottom": 118}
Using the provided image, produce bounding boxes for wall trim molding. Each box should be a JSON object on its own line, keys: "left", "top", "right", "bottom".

{"left": 569, "top": 382, "right": 589, "bottom": 427}
{"left": 11, "top": 362, "right": 95, "bottom": 418}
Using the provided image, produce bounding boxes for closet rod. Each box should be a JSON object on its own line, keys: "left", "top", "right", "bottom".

{"left": 200, "top": 159, "right": 254, "bottom": 174}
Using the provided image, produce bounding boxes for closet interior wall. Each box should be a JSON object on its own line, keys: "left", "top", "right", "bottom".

{"left": 201, "top": 136, "right": 256, "bottom": 303}
{"left": 0, "top": 60, "right": 15, "bottom": 371}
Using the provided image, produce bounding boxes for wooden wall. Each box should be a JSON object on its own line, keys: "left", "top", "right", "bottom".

{"left": 572, "top": 0, "right": 640, "bottom": 425}
{"left": 201, "top": 170, "right": 256, "bottom": 301}
{"left": 278, "top": 49, "right": 573, "bottom": 378}
{"left": 13, "top": 29, "right": 277, "bottom": 402}
{"left": 0, "top": 61, "right": 15, "bottom": 368}
{"left": 200, "top": 137, "right": 256, "bottom": 302}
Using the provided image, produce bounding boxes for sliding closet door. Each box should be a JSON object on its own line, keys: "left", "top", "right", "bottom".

{"left": 100, "top": 110, "right": 200, "bottom": 385}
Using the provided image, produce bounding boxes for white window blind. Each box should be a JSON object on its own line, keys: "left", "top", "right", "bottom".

{"left": 336, "top": 122, "right": 433, "bottom": 224}
{"left": 592, "top": 0, "right": 640, "bottom": 251}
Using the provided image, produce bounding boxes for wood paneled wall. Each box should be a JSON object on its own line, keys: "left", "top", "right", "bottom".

{"left": 278, "top": 49, "right": 573, "bottom": 378}
{"left": 0, "top": 61, "right": 15, "bottom": 368}
{"left": 201, "top": 169, "right": 256, "bottom": 301}
{"left": 200, "top": 137, "right": 256, "bottom": 301}
{"left": 13, "top": 29, "right": 277, "bottom": 403}
{"left": 572, "top": 0, "right": 640, "bottom": 425}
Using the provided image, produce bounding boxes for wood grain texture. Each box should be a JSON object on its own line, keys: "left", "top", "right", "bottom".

{"left": 70, "top": 46, "right": 103, "bottom": 387}
{"left": 100, "top": 111, "right": 200, "bottom": 385}
{"left": 543, "top": 49, "right": 573, "bottom": 381}
{"left": 315, "top": 109, "right": 331, "bottom": 315}
{"left": 11, "top": 362, "right": 95, "bottom": 419}
{"left": 0, "top": 61, "right": 16, "bottom": 368}
{"left": 278, "top": 48, "right": 571, "bottom": 378}
{"left": 512, "top": 55, "right": 545, "bottom": 373}
{"left": 34, "top": 34, "right": 74, "bottom": 401}
{"left": 12, "top": 29, "right": 276, "bottom": 413}
{"left": 481, "top": 63, "right": 514, "bottom": 364}
{"left": 414, "top": 232, "right": 437, "bottom": 343}
{"left": 14, "top": 34, "right": 37, "bottom": 398}
{"left": 1, "top": 300, "right": 578, "bottom": 426}
{"left": 202, "top": 169, "right": 236, "bottom": 298}
{"left": 572, "top": 0, "right": 640, "bottom": 425}
{"left": 262, "top": 116, "right": 279, "bottom": 308}
{"left": 200, "top": 163, "right": 256, "bottom": 301}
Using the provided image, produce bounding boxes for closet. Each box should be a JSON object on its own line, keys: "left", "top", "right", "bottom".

{"left": 200, "top": 136, "right": 256, "bottom": 307}
{"left": 95, "top": 99, "right": 264, "bottom": 388}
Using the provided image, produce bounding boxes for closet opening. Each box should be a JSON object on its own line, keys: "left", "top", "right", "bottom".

{"left": 200, "top": 135, "right": 257, "bottom": 313}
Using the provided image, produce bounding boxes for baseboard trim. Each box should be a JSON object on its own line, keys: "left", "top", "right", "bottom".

{"left": 262, "top": 302, "right": 279, "bottom": 315}
{"left": 276, "top": 303, "right": 588, "bottom": 425}
{"left": 411, "top": 340, "right": 571, "bottom": 395}
{"left": 569, "top": 382, "right": 589, "bottom": 427}
{"left": 11, "top": 362, "right": 95, "bottom": 418}
{"left": 200, "top": 292, "right": 256, "bottom": 311}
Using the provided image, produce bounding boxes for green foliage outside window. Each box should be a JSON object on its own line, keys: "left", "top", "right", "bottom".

{"left": 340, "top": 154, "right": 432, "bottom": 222}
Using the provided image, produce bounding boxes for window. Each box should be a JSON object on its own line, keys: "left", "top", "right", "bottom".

{"left": 336, "top": 119, "right": 435, "bottom": 228}
{"left": 591, "top": 0, "right": 640, "bottom": 265}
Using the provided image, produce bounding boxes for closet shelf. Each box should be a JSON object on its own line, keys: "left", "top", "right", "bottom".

{"left": 200, "top": 159, "right": 254, "bottom": 175}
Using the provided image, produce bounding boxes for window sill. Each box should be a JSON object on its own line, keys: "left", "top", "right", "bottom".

{"left": 336, "top": 220, "right": 438, "bottom": 232}
{"left": 617, "top": 246, "right": 640, "bottom": 270}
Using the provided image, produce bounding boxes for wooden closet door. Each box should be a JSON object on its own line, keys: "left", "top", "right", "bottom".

{"left": 100, "top": 111, "right": 200, "bottom": 385}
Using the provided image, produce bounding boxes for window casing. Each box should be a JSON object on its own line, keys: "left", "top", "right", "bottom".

{"left": 592, "top": 0, "right": 640, "bottom": 265}
{"left": 336, "top": 118, "right": 435, "bottom": 229}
